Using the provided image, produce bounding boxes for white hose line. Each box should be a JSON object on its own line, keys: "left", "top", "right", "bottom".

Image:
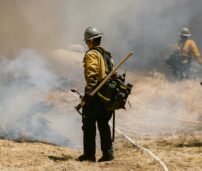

{"left": 111, "top": 125, "right": 169, "bottom": 171}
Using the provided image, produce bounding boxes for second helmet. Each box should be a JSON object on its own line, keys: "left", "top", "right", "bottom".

{"left": 178, "top": 27, "right": 191, "bottom": 37}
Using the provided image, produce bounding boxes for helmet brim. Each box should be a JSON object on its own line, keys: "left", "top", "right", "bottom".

{"left": 83, "top": 33, "right": 103, "bottom": 41}
{"left": 178, "top": 33, "right": 191, "bottom": 37}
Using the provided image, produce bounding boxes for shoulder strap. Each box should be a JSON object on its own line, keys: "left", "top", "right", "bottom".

{"left": 90, "top": 47, "right": 113, "bottom": 74}
{"left": 180, "top": 40, "right": 187, "bottom": 51}
{"left": 175, "top": 40, "right": 187, "bottom": 58}
{"left": 180, "top": 40, "right": 192, "bottom": 62}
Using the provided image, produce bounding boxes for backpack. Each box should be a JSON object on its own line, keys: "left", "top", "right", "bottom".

{"left": 92, "top": 47, "right": 133, "bottom": 111}
{"left": 166, "top": 40, "right": 192, "bottom": 78}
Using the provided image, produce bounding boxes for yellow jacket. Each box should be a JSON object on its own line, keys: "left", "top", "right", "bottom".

{"left": 175, "top": 39, "right": 202, "bottom": 64}
{"left": 83, "top": 48, "right": 112, "bottom": 93}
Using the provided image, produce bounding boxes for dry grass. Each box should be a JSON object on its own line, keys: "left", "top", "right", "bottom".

{"left": 1, "top": 72, "right": 202, "bottom": 170}
{"left": 0, "top": 133, "right": 202, "bottom": 171}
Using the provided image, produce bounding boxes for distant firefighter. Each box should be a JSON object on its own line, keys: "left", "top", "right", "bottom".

{"left": 166, "top": 27, "right": 202, "bottom": 79}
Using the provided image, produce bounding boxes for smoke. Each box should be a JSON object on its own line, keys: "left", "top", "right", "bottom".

{"left": 0, "top": 49, "right": 71, "bottom": 144}
{"left": 0, "top": 1, "right": 201, "bottom": 148}
{"left": 1, "top": 0, "right": 202, "bottom": 72}
{"left": 116, "top": 73, "right": 202, "bottom": 138}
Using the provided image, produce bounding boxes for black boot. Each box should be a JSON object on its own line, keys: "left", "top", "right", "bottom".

{"left": 98, "top": 151, "right": 114, "bottom": 162}
{"left": 77, "top": 154, "right": 96, "bottom": 162}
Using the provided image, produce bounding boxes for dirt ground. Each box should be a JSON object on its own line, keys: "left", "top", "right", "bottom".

{"left": 0, "top": 132, "right": 202, "bottom": 171}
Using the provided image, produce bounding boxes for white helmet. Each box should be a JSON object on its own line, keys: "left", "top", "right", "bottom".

{"left": 178, "top": 27, "right": 191, "bottom": 37}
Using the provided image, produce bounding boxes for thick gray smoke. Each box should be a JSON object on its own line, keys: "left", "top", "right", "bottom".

{"left": 0, "top": 49, "right": 70, "bottom": 144}
{"left": 0, "top": 1, "right": 202, "bottom": 148}
{"left": 1, "top": 0, "right": 202, "bottom": 72}
{"left": 1, "top": 1, "right": 202, "bottom": 64}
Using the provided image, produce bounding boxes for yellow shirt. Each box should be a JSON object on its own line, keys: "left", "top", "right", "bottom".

{"left": 176, "top": 39, "right": 202, "bottom": 63}
{"left": 83, "top": 48, "right": 109, "bottom": 93}
{"left": 182, "top": 40, "right": 201, "bottom": 60}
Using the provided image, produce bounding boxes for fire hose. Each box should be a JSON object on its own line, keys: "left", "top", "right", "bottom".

{"left": 110, "top": 125, "right": 169, "bottom": 171}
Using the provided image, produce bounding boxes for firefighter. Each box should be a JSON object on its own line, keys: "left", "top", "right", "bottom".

{"left": 77, "top": 27, "right": 114, "bottom": 162}
{"left": 167, "top": 27, "right": 202, "bottom": 79}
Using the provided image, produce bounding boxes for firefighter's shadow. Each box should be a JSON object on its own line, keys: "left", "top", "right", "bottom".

{"left": 48, "top": 155, "right": 73, "bottom": 162}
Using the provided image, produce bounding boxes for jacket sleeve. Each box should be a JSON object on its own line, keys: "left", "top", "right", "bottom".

{"left": 84, "top": 52, "right": 99, "bottom": 93}
{"left": 190, "top": 41, "right": 202, "bottom": 64}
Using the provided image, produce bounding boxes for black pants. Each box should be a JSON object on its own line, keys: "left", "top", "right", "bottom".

{"left": 82, "top": 95, "right": 113, "bottom": 157}
{"left": 167, "top": 54, "right": 191, "bottom": 79}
